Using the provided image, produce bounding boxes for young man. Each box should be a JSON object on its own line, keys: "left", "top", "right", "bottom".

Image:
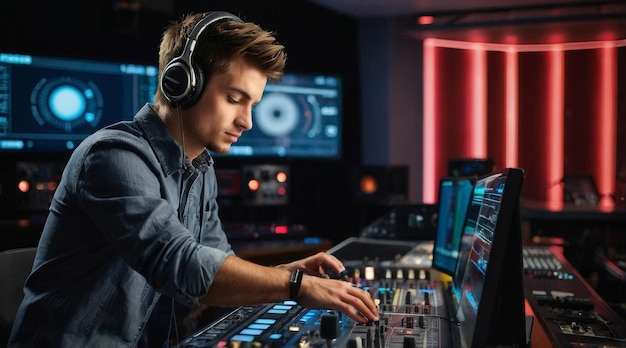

{"left": 9, "top": 11, "right": 378, "bottom": 347}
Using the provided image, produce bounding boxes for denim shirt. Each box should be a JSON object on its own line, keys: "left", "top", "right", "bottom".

{"left": 9, "top": 103, "right": 234, "bottom": 347}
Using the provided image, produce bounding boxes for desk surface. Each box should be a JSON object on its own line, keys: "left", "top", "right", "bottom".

{"left": 522, "top": 200, "right": 626, "bottom": 221}
{"left": 526, "top": 300, "right": 554, "bottom": 347}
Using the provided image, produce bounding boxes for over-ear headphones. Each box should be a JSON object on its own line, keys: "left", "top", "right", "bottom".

{"left": 160, "top": 11, "right": 243, "bottom": 109}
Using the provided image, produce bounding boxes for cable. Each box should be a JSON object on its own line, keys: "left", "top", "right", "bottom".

{"left": 178, "top": 107, "right": 186, "bottom": 172}
{"left": 178, "top": 107, "right": 186, "bottom": 221}
{"left": 169, "top": 106, "right": 185, "bottom": 347}
{"left": 167, "top": 298, "right": 179, "bottom": 347}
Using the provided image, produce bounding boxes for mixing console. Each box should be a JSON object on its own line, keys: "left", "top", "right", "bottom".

{"left": 178, "top": 269, "right": 454, "bottom": 348}
{"left": 522, "top": 246, "right": 574, "bottom": 281}
{"left": 523, "top": 245, "right": 626, "bottom": 347}
{"left": 179, "top": 231, "right": 626, "bottom": 348}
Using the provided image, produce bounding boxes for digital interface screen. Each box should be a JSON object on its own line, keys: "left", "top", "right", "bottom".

{"left": 453, "top": 169, "right": 523, "bottom": 347}
{"left": 0, "top": 52, "right": 158, "bottom": 152}
{"left": 452, "top": 188, "right": 482, "bottom": 301}
{"left": 456, "top": 174, "right": 506, "bottom": 312}
{"left": 432, "top": 177, "right": 474, "bottom": 276}
{"left": 224, "top": 73, "right": 342, "bottom": 159}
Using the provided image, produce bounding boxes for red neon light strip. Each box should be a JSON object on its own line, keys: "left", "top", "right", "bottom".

{"left": 423, "top": 39, "right": 437, "bottom": 203}
{"left": 547, "top": 47, "right": 564, "bottom": 204}
{"left": 505, "top": 48, "right": 519, "bottom": 168}
{"left": 598, "top": 44, "right": 617, "bottom": 207}
{"left": 425, "top": 38, "right": 626, "bottom": 52}
{"left": 468, "top": 44, "right": 487, "bottom": 157}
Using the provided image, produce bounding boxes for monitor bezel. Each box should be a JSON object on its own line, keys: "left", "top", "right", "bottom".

{"left": 454, "top": 167, "right": 527, "bottom": 348}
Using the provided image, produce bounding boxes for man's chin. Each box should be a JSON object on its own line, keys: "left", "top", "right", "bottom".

{"left": 207, "top": 145, "right": 230, "bottom": 156}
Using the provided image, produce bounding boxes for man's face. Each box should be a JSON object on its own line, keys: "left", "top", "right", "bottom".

{"left": 184, "top": 56, "right": 267, "bottom": 156}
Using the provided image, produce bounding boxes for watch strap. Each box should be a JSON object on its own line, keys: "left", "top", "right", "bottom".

{"left": 289, "top": 269, "right": 303, "bottom": 300}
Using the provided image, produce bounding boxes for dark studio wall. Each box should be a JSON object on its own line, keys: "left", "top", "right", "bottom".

{"left": 0, "top": 0, "right": 366, "bottom": 245}
{"left": 356, "top": 11, "right": 626, "bottom": 206}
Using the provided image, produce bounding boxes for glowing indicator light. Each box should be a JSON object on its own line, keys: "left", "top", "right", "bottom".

{"left": 365, "top": 266, "right": 375, "bottom": 280}
{"left": 275, "top": 225, "right": 288, "bottom": 234}
{"left": 48, "top": 181, "right": 58, "bottom": 191}
{"left": 360, "top": 175, "right": 378, "bottom": 194}
{"left": 247, "top": 179, "right": 260, "bottom": 191}
{"left": 276, "top": 171, "right": 287, "bottom": 183}
{"left": 277, "top": 186, "right": 287, "bottom": 196}
{"left": 17, "top": 180, "right": 30, "bottom": 193}
{"left": 417, "top": 16, "right": 434, "bottom": 25}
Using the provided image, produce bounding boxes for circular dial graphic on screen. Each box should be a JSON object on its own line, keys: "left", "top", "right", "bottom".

{"left": 254, "top": 92, "right": 300, "bottom": 137}
{"left": 30, "top": 76, "right": 103, "bottom": 131}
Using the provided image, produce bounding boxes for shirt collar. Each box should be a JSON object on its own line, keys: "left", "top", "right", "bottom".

{"left": 134, "top": 103, "right": 213, "bottom": 176}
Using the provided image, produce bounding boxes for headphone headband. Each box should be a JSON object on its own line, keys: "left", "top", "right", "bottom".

{"left": 160, "top": 11, "right": 243, "bottom": 108}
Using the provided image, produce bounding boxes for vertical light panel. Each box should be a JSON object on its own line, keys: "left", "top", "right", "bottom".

{"left": 422, "top": 39, "right": 437, "bottom": 203}
{"left": 598, "top": 44, "right": 617, "bottom": 207}
{"left": 421, "top": 38, "right": 624, "bottom": 203}
{"left": 467, "top": 44, "right": 488, "bottom": 157}
{"left": 505, "top": 47, "right": 519, "bottom": 167}
{"left": 546, "top": 46, "right": 564, "bottom": 204}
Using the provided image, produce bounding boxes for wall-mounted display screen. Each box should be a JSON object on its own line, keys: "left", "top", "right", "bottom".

{"left": 0, "top": 53, "right": 342, "bottom": 159}
{"left": 223, "top": 73, "right": 342, "bottom": 159}
{"left": 0, "top": 52, "right": 158, "bottom": 153}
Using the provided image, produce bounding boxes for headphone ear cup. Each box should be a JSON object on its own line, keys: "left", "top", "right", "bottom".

{"left": 179, "top": 63, "right": 205, "bottom": 109}
{"left": 161, "top": 58, "right": 192, "bottom": 107}
{"left": 160, "top": 59, "right": 205, "bottom": 109}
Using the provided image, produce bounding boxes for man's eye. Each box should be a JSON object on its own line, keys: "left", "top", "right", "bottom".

{"left": 228, "top": 96, "right": 239, "bottom": 104}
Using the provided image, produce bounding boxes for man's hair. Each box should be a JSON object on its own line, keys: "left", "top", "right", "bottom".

{"left": 154, "top": 12, "right": 287, "bottom": 108}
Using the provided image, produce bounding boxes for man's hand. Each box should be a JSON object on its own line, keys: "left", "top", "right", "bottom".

{"left": 276, "top": 252, "right": 345, "bottom": 278}
{"left": 277, "top": 252, "right": 378, "bottom": 323}
{"left": 297, "top": 274, "right": 379, "bottom": 323}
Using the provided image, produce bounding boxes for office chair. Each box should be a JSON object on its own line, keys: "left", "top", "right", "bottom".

{"left": 0, "top": 247, "right": 37, "bottom": 345}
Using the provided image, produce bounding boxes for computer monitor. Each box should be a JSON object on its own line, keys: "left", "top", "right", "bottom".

{"left": 221, "top": 73, "right": 342, "bottom": 159}
{"left": 451, "top": 184, "right": 482, "bottom": 302}
{"left": 448, "top": 158, "right": 494, "bottom": 177}
{"left": 0, "top": 52, "right": 158, "bottom": 153}
{"left": 431, "top": 176, "right": 475, "bottom": 276}
{"left": 452, "top": 168, "right": 526, "bottom": 348}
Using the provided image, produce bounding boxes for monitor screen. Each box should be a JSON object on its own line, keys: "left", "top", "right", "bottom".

{"left": 223, "top": 73, "right": 342, "bottom": 159}
{"left": 448, "top": 158, "right": 494, "bottom": 177}
{"left": 432, "top": 176, "right": 475, "bottom": 275}
{"left": 452, "top": 183, "right": 482, "bottom": 301}
{"left": 0, "top": 52, "right": 158, "bottom": 153}
{"left": 453, "top": 168, "right": 526, "bottom": 347}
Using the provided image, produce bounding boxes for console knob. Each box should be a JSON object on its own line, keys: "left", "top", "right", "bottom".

{"left": 320, "top": 314, "right": 339, "bottom": 347}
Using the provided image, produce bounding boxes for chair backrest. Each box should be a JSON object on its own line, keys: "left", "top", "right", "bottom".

{"left": 0, "top": 247, "right": 37, "bottom": 327}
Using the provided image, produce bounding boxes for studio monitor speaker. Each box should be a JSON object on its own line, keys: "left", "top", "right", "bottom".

{"left": 352, "top": 165, "right": 408, "bottom": 203}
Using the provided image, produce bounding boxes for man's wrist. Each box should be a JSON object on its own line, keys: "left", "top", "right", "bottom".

{"left": 289, "top": 269, "right": 303, "bottom": 300}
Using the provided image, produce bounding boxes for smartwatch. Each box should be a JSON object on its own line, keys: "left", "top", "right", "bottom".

{"left": 289, "top": 269, "right": 303, "bottom": 300}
